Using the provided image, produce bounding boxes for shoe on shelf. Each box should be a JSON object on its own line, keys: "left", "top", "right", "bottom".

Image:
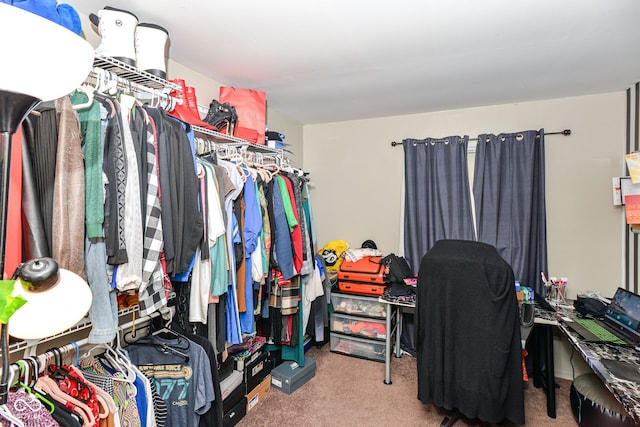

{"left": 135, "top": 22, "right": 169, "bottom": 79}
{"left": 204, "top": 100, "right": 237, "bottom": 133}
{"left": 90, "top": 6, "right": 138, "bottom": 66}
{"left": 167, "top": 78, "right": 216, "bottom": 130}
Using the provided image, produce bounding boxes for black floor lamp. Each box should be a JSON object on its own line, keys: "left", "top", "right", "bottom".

{"left": 0, "top": 3, "right": 95, "bottom": 421}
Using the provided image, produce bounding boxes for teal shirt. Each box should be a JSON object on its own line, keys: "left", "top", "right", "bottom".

{"left": 70, "top": 92, "right": 104, "bottom": 239}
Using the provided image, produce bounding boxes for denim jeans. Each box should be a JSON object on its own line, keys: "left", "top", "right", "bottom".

{"left": 85, "top": 238, "right": 118, "bottom": 343}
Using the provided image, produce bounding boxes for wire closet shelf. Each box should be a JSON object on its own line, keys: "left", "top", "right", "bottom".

{"left": 91, "top": 55, "right": 285, "bottom": 157}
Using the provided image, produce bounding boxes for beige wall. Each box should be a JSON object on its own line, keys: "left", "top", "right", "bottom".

{"left": 304, "top": 92, "right": 626, "bottom": 300}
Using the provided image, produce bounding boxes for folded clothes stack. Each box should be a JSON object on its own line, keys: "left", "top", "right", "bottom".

{"left": 266, "top": 130, "right": 287, "bottom": 149}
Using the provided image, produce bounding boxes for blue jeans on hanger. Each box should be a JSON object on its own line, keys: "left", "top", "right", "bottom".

{"left": 86, "top": 238, "right": 119, "bottom": 343}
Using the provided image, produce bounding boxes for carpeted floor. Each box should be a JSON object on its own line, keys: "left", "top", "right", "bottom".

{"left": 237, "top": 344, "right": 577, "bottom": 426}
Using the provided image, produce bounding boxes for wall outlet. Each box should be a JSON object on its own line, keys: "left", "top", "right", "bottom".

{"left": 613, "top": 177, "right": 622, "bottom": 205}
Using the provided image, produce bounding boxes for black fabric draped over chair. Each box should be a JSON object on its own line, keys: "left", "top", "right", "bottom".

{"left": 416, "top": 239, "right": 525, "bottom": 426}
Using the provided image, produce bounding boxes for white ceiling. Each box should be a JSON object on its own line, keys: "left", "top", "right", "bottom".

{"left": 66, "top": 0, "right": 640, "bottom": 125}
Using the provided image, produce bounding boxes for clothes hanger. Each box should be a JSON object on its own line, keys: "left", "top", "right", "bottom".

{"left": 134, "top": 315, "right": 191, "bottom": 362}
{"left": 165, "top": 92, "right": 177, "bottom": 112}
{"left": 217, "top": 145, "right": 232, "bottom": 160}
{"left": 65, "top": 364, "right": 112, "bottom": 421}
{"left": 25, "top": 356, "right": 41, "bottom": 386}
{"left": 148, "top": 90, "right": 160, "bottom": 109}
{"left": 197, "top": 139, "right": 218, "bottom": 164}
{"left": 35, "top": 376, "right": 94, "bottom": 427}
{"left": 81, "top": 341, "right": 136, "bottom": 384}
{"left": 112, "top": 328, "right": 142, "bottom": 378}
{"left": 105, "top": 70, "right": 119, "bottom": 96}
{"left": 0, "top": 362, "right": 26, "bottom": 426}
{"left": 0, "top": 404, "right": 24, "bottom": 427}
{"left": 194, "top": 136, "right": 204, "bottom": 155}
{"left": 280, "top": 158, "right": 295, "bottom": 173}
{"left": 94, "top": 93, "right": 117, "bottom": 119}
{"left": 98, "top": 348, "right": 137, "bottom": 384}
{"left": 263, "top": 160, "right": 280, "bottom": 177}
{"left": 93, "top": 67, "right": 105, "bottom": 94}
{"left": 72, "top": 83, "right": 95, "bottom": 110}
{"left": 13, "top": 360, "right": 55, "bottom": 415}
{"left": 22, "top": 357, "right": 57, "bottom": 415}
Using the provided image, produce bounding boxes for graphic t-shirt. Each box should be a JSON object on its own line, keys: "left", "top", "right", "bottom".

{"left": 126, "top": 335, "right": 215, "bottom": 427}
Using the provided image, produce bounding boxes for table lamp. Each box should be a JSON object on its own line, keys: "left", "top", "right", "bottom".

{"left": 0, "top": 2, "right": 95, "bottom": 408}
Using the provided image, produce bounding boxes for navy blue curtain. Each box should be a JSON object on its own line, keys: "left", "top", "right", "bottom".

{"left": 473, "top": 129, "right": 548, "bottom": 295}
{"left": 403, "top": 136, "right": 475, "bottom": 274}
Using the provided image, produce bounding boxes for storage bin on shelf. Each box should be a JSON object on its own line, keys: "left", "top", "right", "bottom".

{"left": 330, "top": 333, "right": 386, "bottom": 363}
{"left": 330, "top": 291, "right": 386, "bottom": 319}
{"left": 330, "top": 312, "right": 388, "bottom": 340}
{"left": 330, "top": 290, "right": 390, "bottom": 363}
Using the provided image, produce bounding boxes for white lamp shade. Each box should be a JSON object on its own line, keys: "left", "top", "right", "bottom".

{"left": 0, "top": 3, "right": 94, "bottom": 102}
{"left": 8, "top": 268, "right": 93, "bottom": 339}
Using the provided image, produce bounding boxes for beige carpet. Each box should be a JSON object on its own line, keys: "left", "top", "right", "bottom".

{"left": 238, "top": 344, "right": 577, "bottom": 427}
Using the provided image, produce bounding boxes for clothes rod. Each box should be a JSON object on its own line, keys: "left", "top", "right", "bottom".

{"left": 390, "top": 129, "right": 571, "bottom": 146}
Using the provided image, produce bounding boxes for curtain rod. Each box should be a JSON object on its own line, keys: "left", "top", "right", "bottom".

{"left": 390, "top": 129, "right": 571, "bottom": 146}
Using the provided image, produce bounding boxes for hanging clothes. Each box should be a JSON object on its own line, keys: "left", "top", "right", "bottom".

{"left": 23, "top": 102, "right": 59, "bottom": 262}
{"left": 168, "top": 123, "right": 203, "bottom": 280}
{"left": 125, "top": 334, "right": 215, "bottom": 427}
{"left": 52, "top": 96, "right": 86, "bottom": 280}
{"left": 113, "top": 94, "right": 144, "bottom": 292}
{"left": 136, "top": 106, "right": 167, "bottom": 317}
{"left": 102, "top": 97, "right": 128, "bottom": 267}
{"left": 240, "top": 171, "right": 261, "bottom": 334}
{"left": 219, "top": 159, "right": 244, "bottom": 345}
{"left": 143, "top": 107, "right": 176, "bottom": 283}
{"left": 270, "top": 176, "right": 294, "bottom": 279}
{"left": 71, "top": 92, "right": 119, "bottom": 344}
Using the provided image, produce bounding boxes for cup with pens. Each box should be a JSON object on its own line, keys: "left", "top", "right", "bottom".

{"left": 541, "top": 272, "right": 567, "bottom": 306}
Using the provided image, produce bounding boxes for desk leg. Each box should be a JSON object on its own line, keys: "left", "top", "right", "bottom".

{"left": 545, "top": 325, "right": 556, "bottom": 418}
{"left": 532, "top": 327, "right": 541, "bottom": 388}
{"left": 531, "top": 324, "right": 556, "bottom": 418}
{"left": 395, "top": 306, "right": 402, "bottom": 358}
{"left": 384, "top": 303, "right": 392, "bottom": 384}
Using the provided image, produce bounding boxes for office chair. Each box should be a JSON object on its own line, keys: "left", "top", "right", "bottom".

{"left": 416, "top": 240, "right": 525, "bottom": 426}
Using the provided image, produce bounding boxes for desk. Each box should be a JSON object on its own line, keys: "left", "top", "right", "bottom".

{"left": 532, "top": 303, "right": 640, "bottom": 423}
{"left": 558, "top": 315, "right": 640, "bottom": 422}
{"left": 378, "top": 297, "right": 414, "bottom": 385}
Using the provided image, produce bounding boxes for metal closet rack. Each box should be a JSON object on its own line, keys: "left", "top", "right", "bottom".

{"left": 90, "top": 55, "right": 287, "bottom": 157}
{"left": 8, "top": 305, "right": 140, "bottom": 357}
{"left": 92, "top": 54, "right": 179, "bottom": 92}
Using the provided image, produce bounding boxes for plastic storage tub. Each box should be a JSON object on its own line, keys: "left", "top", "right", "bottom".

{"left": 330, "top": 292, "right": 386, "bottom": 319}
{"left": 330, "top": 312, "right": 388, "bottom": 340}
{"left": 330, "top": 332, "right": 386, "bottom": 362}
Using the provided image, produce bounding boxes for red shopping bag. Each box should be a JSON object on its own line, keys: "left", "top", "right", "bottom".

{"left": 219, "top": 86, "right": 266, "bottom": 145}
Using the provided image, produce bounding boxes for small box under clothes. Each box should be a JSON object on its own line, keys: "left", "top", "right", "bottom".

{"left": 246, "top": 374, "right": 271, "bottom": 412}
{"left": 223, "top": 397, "right": 246, "bottom": 427}
{"left": 271, "top": 357, "right": 317, "bottom": 395}
{"left": 245, "top": 349, "right": 271, "bottom": 392}
{"left": 221, "top": 370, "right": 245, "bottom": 414}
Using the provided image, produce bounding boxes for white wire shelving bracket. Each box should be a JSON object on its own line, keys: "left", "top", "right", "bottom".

{"left": 8, "top": 306, "right": 140, "bottom": 356}
{"left": 93, "top": 54, "right": 179, "bottom": 92}
{"left": 91, "top": 54, "right": 286, "bottom": 158}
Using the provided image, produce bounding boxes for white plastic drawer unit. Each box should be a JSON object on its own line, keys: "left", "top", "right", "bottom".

{"left": 330, "top": 332, "right": 386, "bottom": 363}
{"left": 330, "top": 292, "right": 386, "bottom": 319}
{"left": 330, "top": 312, "right": 388, "bottom": 340}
